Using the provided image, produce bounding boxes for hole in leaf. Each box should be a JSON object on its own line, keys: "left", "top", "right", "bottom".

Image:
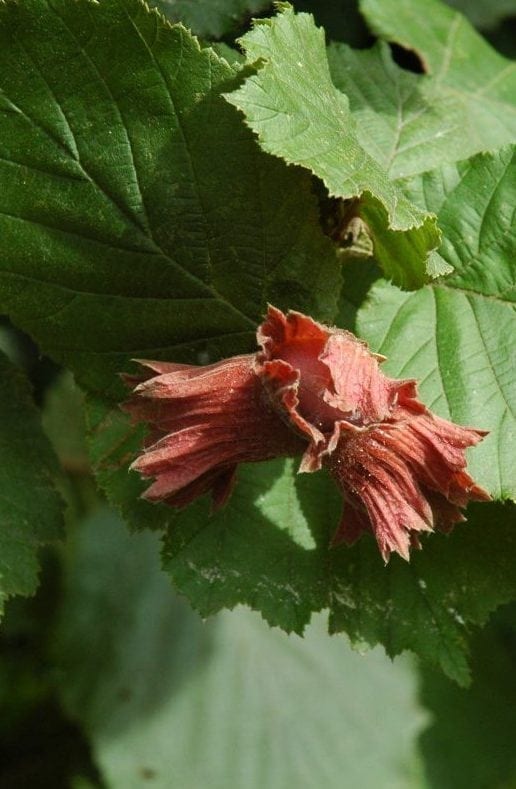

{"left": 389, "top": 42, "right": 426, "bottom": 73}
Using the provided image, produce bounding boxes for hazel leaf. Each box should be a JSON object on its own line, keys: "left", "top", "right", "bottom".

{"left": 356, "top": 145, "right": 516, "bottom": 500}
{"left": 0, "top": 0, "right": 340, "bottom": 399}
{"left": 225, "top": 3, "right": 444, "bottom": 288}
{"left": 151, "top": 0, "right": 270, "bottom": 38}
{"left": 0, "top": 351, "right": 63, "bottom": 617}
{"left": 326, "top": 0, "right": 516, "bottom": 179}
{"left": 56, "top": 507, "right": 426, "bottom": 789}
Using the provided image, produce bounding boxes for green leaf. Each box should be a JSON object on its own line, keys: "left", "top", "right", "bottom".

{"left": 328, "top": 39, "right": 516, "bottom": 180}
{"left": 87, "top": 146, "right": 515, "bottom": 681}
{"left": 0, "top": 0, "right": 340, "bottom": 398}
{"left": 209, "top": 41, "right": 246, "bottom": 65}
{"left": 87, "top": 393, "right": 516, "bottom": 684}
{"left": 161, "top": 459, "right": 334, "bottom": 633}
{"left": 0, "top": 351, "right": 63, "bottom": 617}
{"left": 328, "top": 500, "right": 516, "bottom": 686}
{"left": 362, "top": 0, "right": 516, "bottom": 75}
{"left": 356, "top": 146, "right": 516, "bottom": 500}
{"left": 86, "top": 398, "right": 330, "bottom": 630}
{"left": 359, "top": 0, "right": 516, "bottom": 166}
{"left": 327, "top": 0, "right": 516, "bottom": 180}
{"left": 418, "top": 604, "right": 516, "bottom": 788}
{"left": 42, "top": 371, "right": 88, "bottom": 473}
{"left": 225, "top": 3, "right": 444, "bottom": 288}
{"left": 151, "top": 0, "right": 270, "bottom": 39}
{"left": 86, "top": 395, "right": 173, "bottom": 533}
{"left": 56, "top": 508, "right": 426, "bottom": 789}
{"left": 444, "top": 0, "right": 516, "bottom": 30}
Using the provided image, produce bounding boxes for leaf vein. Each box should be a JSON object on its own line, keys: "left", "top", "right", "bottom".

{"left": 464, "top": 295, "right": 516, "bottom": 420}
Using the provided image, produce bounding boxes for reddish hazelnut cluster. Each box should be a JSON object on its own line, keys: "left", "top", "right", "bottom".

{"left": 123, "top": 306, "right": 489, "bottom": 561}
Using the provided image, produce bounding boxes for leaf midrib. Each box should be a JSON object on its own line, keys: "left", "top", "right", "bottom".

{"left": 3, "top": 0, "right": 257, "bottom": 330}
{"left": 433, "top": 282, "right": 516, "bottom": 307}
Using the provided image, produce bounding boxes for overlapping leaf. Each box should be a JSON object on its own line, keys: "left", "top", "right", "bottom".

{"left": 0, "top": 0, "right": 340, "bottom": 399}
{"left": 225, "top": 3, "right": 444, "bottom": 288}
{"left": 88, "top": 394, "right": 516, "bottom": 684}
{"left": 356, "top": 146, "right": 516, "bottom": 499}
{"left": 152, "top": 0, "right": 270, "bottom": 38}
{"left": 1, "top": 0, "right": 514, "bottom": 686}
{"left": 329, "top": 501, "right": 516, "bottom": 686}
{"left": 56, "top": 508, "right": 426, "bottom": 789}
{"left": 86, "top": 403, "right": 330, "bottom": 630}
{"left": 0, "top": 351, "right": 63, "bottom": 617}
{"left": 325, "top": 0, "right": 516, "bottom": 179}
{"left": 165, "top": 467, "right": 516, "bottom": 684}
{"left": 361, "top": 0, "right": 516, "bottom": 84}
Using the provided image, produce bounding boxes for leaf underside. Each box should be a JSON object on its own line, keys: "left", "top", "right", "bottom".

{"left": 327, "top": 0, "right": 516, "bottom": 180}
{"left": 356, "top": 146, "right": 516, "bottom": 501}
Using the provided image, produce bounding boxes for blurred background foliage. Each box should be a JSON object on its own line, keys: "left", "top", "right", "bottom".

{"left": 1, "top": 0, "right": 515, "bottom": 785}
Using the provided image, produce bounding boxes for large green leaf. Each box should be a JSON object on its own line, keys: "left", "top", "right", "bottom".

{"left": 327, "top": 0, "right": 516, "bottom": 179}
{"left": 87, "top": 395, "right": 516, "bottom": 684}
{"left": 327, "top": 500, "right": 516, "bottom": 687}
{"left": 418, "top": 604, "right": 516, "bottom": 789}
{"left": 0, "top": 351, "right": 63, "bottom": 617}
{"left": 356, "top": 146, "right": 516, "bottom": 500}
{"left": 152, "top": 0, "right": 270, "bottom": 38}
{"left": 56, "top": 508, "right": 426, "bottom": 789}
{"left": 225, "top": 3, "right": 444, "bottom": 288}
{"left": 88, "top": 144, "right": 515, "bottom": 683}
{"left": 360, "top": 0, "right": 516, "bottom": 148}
{"left": 0, "top": 0, "right": 340, "bottom": 399}
{"left": 86, "top": 400, "right": 331, "bottom": 630}
{"left": 328, "top": 37, "right": 516, "bottom": 180}
{"left": 165, "top": 468, "right": 516, "bottom": 685}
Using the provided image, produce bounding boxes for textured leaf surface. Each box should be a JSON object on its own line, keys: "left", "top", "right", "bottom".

{"left": 86, "top": 399, "right": 331, "bottom": 630}
{"left": 0, "top": 351, "right": 63, "bottom": 616}
{"left": 87, "top": 393, "right": 516, "bottom": 684}
{"left": 86, "top": 144, "right": 515, "bottom": 683}
{"left": 0, "top": 0, "right": 339, "bottom": 398}
{"left": 359, "top": 0, "right": 516, "bottom": 169}
{"left": 328, "top": 0, "right": 516, "bottom": 179}
{"left": 328, "top": 36, "right": 516, "bottom": 180}
{"left": 161, "top": 460, "right": 332, "bottom": 634}
{"left": 56, "top": 508, "right": 426, "bottom": 789}
{"left": 356, "top": 146, "right": 516, "bottom": 499}
{"left": 225, "top": 4, "right": 443, "bottom": 288}
{"left": 152, "top": 0, "right": 270, "bottom": 38}
{"left": 328, "top": 500, "right": 516, "bottom": 686}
